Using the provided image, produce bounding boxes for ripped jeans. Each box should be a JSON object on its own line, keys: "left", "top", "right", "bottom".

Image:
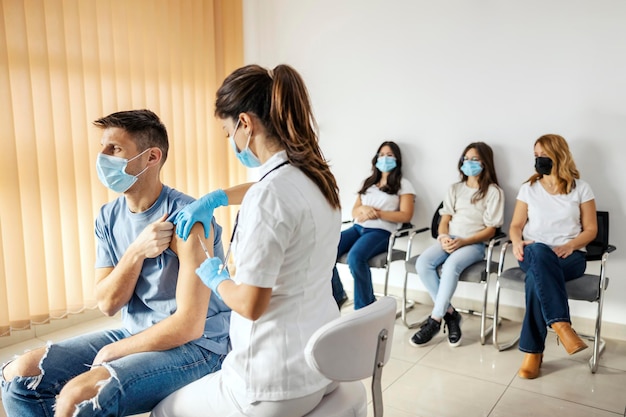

{"left": 1, "top": 328, "right": 225, "bottom": 417}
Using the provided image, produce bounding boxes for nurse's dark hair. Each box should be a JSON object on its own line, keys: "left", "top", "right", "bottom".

{"left": 359, "top": 141, "right": 403, "bottom": 195}
{"left": 93, "top": 109, "right": 169, "bottom": 165}
{"left": 215, "top": 64, "right": 340, "bottom": 209}
{"left": 458, "top": 141, "right": 499, "bottom": 203}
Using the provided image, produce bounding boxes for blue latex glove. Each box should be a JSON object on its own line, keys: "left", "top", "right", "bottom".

{"left": 196, "top": 257, "right": 231, "bottom": 300}
{"left": 174, "top": 189, "right": 229, "bottom": 240}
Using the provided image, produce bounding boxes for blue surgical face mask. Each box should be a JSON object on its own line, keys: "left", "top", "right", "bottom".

{"left": 375, "top": 156, "right": 397, "bottom": 173}
{"left": 461, "top": 160, "right": 483, "bottom": 177}
{"left": 229, "top": 119, "right": 261, "bottom": 168}
{"left": 96, "top": 148, "right": 150, "bottom": 193}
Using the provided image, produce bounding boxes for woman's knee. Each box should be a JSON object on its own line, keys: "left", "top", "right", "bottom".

{"left": 524, "top": 242, "right": 553, "bottom": 259}
{"left": 346, "top": 251, "right": 369, "bottom": 272}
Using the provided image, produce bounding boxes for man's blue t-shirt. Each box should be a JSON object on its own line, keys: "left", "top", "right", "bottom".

{"left": 94, "top": 185, "right": 230, "bottom": 355}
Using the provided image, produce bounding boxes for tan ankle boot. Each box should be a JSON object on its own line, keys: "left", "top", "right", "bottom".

{"left": 551, "top": 321, "right": 588, "bottom": 355}
{"left": 518, "top": 353, "right": 543, "bottom": 379}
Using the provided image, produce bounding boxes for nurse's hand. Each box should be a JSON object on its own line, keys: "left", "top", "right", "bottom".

{"left": 196, "top": 257, "right": 231, "bottom": 300}
{"left": 174, "top": 189, "right": 229, "bottom": 241}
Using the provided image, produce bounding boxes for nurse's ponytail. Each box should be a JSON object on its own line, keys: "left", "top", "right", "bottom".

{"left": 215, "top": 64, "right": 340, "bottom": 209}
{"left": 269, "top": 65, "right": 340, "bottom": 209}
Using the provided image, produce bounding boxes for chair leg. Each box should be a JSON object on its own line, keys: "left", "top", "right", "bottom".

{"left": 480, "top": 280, "right": 491, "bottom": 345}
{"left": 492, "top": 281, "right": 520, "bottom": 351}
{"left": 371, "top": 264, "right": 416, "bottom": 319}
{"left": 401, "top": 271, "right": 426, "bottom": 328}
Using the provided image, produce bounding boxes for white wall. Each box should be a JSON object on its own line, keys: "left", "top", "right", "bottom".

{"left": 243, "top": 0, "right": 626, "bottom": 328}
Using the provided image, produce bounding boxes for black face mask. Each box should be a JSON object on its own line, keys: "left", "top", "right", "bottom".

{"left": 535, "top": 157, "right": 553, "bottom": 176}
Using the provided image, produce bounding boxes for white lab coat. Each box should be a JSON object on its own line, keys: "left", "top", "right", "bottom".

{"left": 223, "top": 151, "right": 341, "bottom": 402}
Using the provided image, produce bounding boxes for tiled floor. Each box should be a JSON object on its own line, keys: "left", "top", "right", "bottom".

{"left": 1, "top": 302, "right": 625, "bottom": 417}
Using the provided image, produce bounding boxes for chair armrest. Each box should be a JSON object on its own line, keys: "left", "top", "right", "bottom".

{"left": 497, "top": 240, "right": 513, "bottom": 275}
{"left": 403, "top": 225, "right": 431, "bottom": 261}
{"left": 607, "top": 244, "right": 616, "bottom": 254}
{"left": 486, "top": 233, "right": 507, "bottom": 264}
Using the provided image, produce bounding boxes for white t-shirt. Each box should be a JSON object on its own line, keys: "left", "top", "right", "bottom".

{"left": 222, "top": 151, "right": 341, "bottom": 402}
{"left": 356, "top": 177, "right": 415, "bottom": 233}
{"left": 517, "top": 179, "right": 595, "bottom": 248}
{"left": 440, "top": 182, "right": 504, "bottom": 238}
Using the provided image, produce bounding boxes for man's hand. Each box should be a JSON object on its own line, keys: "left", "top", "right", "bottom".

{"left": 131, "top": 213, "right": 174, "bottom": 259}
{"left": 92, "top": 342, "right": 123, "bottom": 366}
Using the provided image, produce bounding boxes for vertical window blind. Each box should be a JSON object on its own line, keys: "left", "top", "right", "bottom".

{"left": 0, "top": 0, "right": 245, "bottom": 337}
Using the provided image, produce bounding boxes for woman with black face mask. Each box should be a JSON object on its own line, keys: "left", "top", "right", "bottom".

{"left": 509, "top": 134, "right": 597, "bottom": 379}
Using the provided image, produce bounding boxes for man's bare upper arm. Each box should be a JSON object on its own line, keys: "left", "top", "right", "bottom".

{"left": 170, "top": 222, "right": 213, "bottom": 318}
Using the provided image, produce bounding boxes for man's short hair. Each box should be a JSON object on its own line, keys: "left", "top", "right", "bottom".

{"left": 93, "top": 109, "right": 169, "bottom": 164}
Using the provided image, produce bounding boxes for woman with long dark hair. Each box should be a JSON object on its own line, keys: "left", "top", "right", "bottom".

{"left": 409, "top": 142, "right": 504, "bottom": 348}
{"left": 331, "top": 141, "right": 415, "bottom": 310}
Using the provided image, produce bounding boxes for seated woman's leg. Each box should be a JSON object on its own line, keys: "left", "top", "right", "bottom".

{"left": 415, "top": 243, "right": 449, "bottom": 315}
{"left": 431, "top": 243, "right": 484, "bottom": 319}
{"left": 519, "top": 243, "right": 587, "bottom": 356}
{"left": 331, "top": 226, "right": 361, "bottom": 304}
{"left": 346, "top": 228, "right": 390, "bottom": 309}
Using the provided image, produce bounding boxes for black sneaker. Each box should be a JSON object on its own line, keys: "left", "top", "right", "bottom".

{"left": 443, "top": 310, "right": 463, "bottom": 347}
{"left": 337, "top": 294, "right": 349, "bottom": 310}
{"left": 409, "top": 317, "right": 441, "bottom": 347}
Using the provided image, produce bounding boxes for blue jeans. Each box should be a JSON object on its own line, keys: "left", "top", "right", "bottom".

{"left": 518, "top": 243, "right": 586, "bottom": 353}
{"left": 415, "top": 240, "right": 485, "bottom": 319}
{"left": 331, "top": 225, "right": 391, "bottom": 309}
{"left": 1, "top": 328, "right": 225, "bottom": 417}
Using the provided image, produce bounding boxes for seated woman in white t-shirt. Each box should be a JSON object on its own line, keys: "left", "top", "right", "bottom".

{"left": 510, "top": 134, "right": 597, "bottom": 380}
{"left": 409, "top": 142, "right": 504, "bottom": 348}
{"left": 331, "top": 141, "right": 415, "bottom": 310}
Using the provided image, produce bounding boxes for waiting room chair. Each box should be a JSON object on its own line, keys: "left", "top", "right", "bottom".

{"left": 492, "top": 211, "right": 616, "bottom": 373}
{"left": 304, "top": 296, "right": 397, "bottom": 417}
{"left": 337, "top": 221, "right": 423, "bottom": 313}
{"left": 401, "top": 203, "right": 506, "bottom": 345}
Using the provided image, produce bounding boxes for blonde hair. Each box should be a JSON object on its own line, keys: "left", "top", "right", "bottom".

{"left": 527, "top": 134, "right": 580, "bottom": 194}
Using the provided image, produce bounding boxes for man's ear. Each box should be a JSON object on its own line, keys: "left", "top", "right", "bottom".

{"left": 147, "top": 147, "right": 163, "bottom": 167}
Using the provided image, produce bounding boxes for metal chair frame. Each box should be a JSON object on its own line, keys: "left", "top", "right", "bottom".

{"left": 492, "top": 210, "right": 616, "bottom": 373}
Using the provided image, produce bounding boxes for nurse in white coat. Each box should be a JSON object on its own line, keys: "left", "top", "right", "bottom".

{"left": 151, "top": 64, "right": 342, "bottom": 417}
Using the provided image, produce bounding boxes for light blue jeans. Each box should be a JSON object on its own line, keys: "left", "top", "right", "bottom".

{"left": 1, "top": 328, "right": 225, "bottom": 417}
{"left": 415, "top": 239, "right": 485, "bottom": 319}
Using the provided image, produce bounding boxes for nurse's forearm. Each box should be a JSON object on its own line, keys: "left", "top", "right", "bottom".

{"left": 223, "top": 183, "right": 255, "bottom": 205}
{"left": 218, "top": 281, "right": 272, "bottom": 321}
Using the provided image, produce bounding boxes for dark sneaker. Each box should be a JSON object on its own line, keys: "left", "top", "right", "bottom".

{"left": 337, "top": 294, "right": 349, "bottom": 310}
{"left": 443, "top": 310, "right": 463, "bottom": 347}
{"left": 409, "top": 317, "right": 441, "bottom": 347}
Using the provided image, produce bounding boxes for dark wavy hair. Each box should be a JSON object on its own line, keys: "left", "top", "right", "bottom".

{"left": 214, "top": 64, "right": 340, "bottom": 209}
{"left": 457, "top": 142, "right": 499, "bottom": 203}
{"left": 358, "top": 141, "right": 403, "bottom": 195}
